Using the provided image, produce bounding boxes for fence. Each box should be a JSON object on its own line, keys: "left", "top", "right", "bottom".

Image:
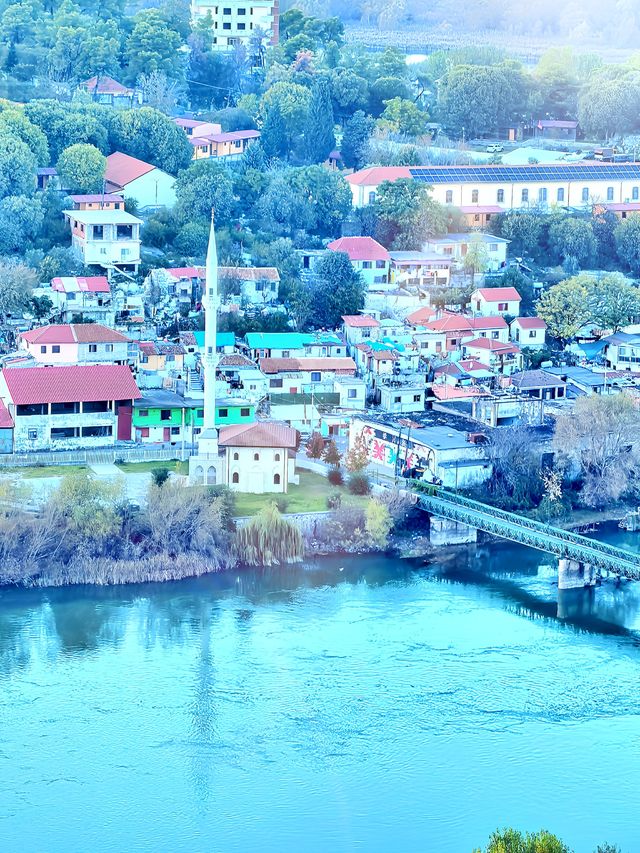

{"left": 0, "top": 445, "right": 194, "bottom": 468}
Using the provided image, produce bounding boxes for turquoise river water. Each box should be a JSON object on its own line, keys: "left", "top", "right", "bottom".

{"left": 1, "top": 527, "right": 640, "bottom": 852}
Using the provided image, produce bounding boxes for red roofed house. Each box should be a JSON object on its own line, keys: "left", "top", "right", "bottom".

{"left": 462, "top": 338, "right": 523, "bottom": 375}
{"left": 217, "top": 421, "right": 299, "bottom": 494}
{"left": 259, "top": 357, "right": 356, "bottom": 394}
{"left": 79, "top": 75, "right": 138, "bottom": 109}
{"left": 510, "top": 316, "right": 547, "bottom": 349}
{"left": 62, "top": 208, "right": 143, "bottom": 276}
{"left": 327, "top": 237, "right": 390, "bottom": 289}
{"left": 50, "top": 276, "right": 113, "bottom": 324}
{"left": 219, "top": 266, "right": 280, "bottom": 306}
{"left": 189, "top": 129, "right": 261, "bottom": 162}
{"left": 342, "top": 315, "right": 380, "bottom": 349}
{"left": 471, "top": 287, "right": 522, "bottom": 317}
{"left": 105, "top": 152, "right": 177, "bottom": 210}
{"left": 0, "top": 364, "right": 141, "bottom": 451}
{"left": 69, "top": 194, "right": 125, "bottom": 211}
{"left": 174, "top": 118, "right": 222, "bottom": 138}
{"left": 144, "top": 266, "right": 204, "bottom": 313}
{"left": 346, "top": 166, "right": 413, "bottom": 207}
{"left": 18, "top": 324, "right": 132, "bottom": 366}
{"left": 413, "top": 313, "right": 509, "bottom": 357}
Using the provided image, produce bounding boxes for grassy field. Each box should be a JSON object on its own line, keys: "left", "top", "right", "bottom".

{"left": 115, "top": 460, "right": 189, "bottom": 475}
{"left": 233, "top": 469, "right": 369, "bottom": 517}
{"left": 2, "top": 464, "right": 88, "bottom": 479}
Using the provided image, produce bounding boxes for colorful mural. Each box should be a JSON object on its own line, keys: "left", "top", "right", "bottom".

{"left": 356, "top": 424, "right": 423, "bottom": 471}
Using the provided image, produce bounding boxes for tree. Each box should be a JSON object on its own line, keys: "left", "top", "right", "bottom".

{"left": 329, "top": 69, "right": 369, "bottom": 120}
{"left": 310, "top": 251, "right": 365, "bottom": 328}
{"left": 345, "top": 431, "right": 369, "bottom": 473}
{"left": 56, "top": 143, "right": 106, "bottom": 194}
{"left": 615, "top": 214, "right": 640, "bottom": 274}
{"left": 496, "top": 213, "right": 543, "bottom": 257}
{"left": 0, "top": 134, "right": 36, "bottom": 200}
{"left": 463, "top": 236, "right": 489, "bottom": 286}
{"left": 302, "top": 79, "right": 336, "bottom": 164}
{"left": 0, "top": 109, "right": 49, "bottom": 167}
{"left": 0, "top": 259, "right": 37, "bottom": 337}
{"left": 124, "top": 9, "right": 184, "bottom": 84}
{"left": 306, "top": 431, "right": 325, "bottom": 458}
{"left": 588, "top": 273, "right": 640, "bottom": 331}
{"left": 536, "top": 275, "right": 592, "bottom": 344}
{"left": 288, "top": 166, "right": 352, "bottom": 237}
{"left": 23, "top": 101, "right": 108, "bottom": 162}
{"left": 378, "top": 97, "right": 428, "bottom": 137}
{"left": 369, "top": 76, "right": 410, "bottom": 116}
{"left": 52, "top": 472, "right": 124, "bottom": 544}
{"left": 480, "top": 827, "right": 571, "bottom": 853}
{"left": 341, "top": 110, "right": 374, "bottom": 170}
{"left": 234, "top": 503, "right": 304, "bottom": 566}
{"left": 173, "top": 159, "right": 234, "bottom": 226}
{"left": 1, "top": 2, "right": 35, "bottom": 44}
{"left": 365, "top": 499, "right": 392, "bottom": 549}
{"left": 175, "top": 222, "right": 209, "bottom": 256}
{"left": 375, "top": 178, "right": 447, "bottom": 249}
{"left": 110, "top": 107, "right": 193, "bottom": 174}
{"left": 549, "top": 218, "right": 596, "bottom": 268}
{"left": 323, "top": 439, "right": 341, "bottom": 467}
{"left": 137, "top": 70, "right": 180, "bottom": 114}
{"left": 0, "top": 196, "right": 44, "bottom": 254}
{"left": 260, "top": 81, "right": 311, "bottom": 147}
{"left": 29, "top": 295, "right": 53, "bottom": 320}
{"left": 554, "top": 394, "right": 640, "bottom": 508}
{"left": 578, "top": 73, "right": 640, "bottom": 139}
{"left": 260, "top": 102, "right": 288, "bottom": 160}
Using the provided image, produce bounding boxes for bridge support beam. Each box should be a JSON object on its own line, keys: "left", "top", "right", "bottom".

{"left": 558, "top": 558, "right": 597, "bottom": 590}
{"left": 429, "top": 516, "right": 477, "bottom": 546}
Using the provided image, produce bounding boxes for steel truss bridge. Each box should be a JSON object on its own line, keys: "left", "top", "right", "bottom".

{"left": 413, "top": 487, "right": 640, "bottom": 579}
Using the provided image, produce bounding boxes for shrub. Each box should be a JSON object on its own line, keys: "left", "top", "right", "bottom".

{"left": 275, "top": 496, "right": 289, "bottom": 513}
{"left": 151, "top": 467, "right": 170, "bottom": 487}
{"left": 328, "top": 467, "right": 344, "bottom": 486}
{"left": 306, "top": 431, "right": 325, "bottom": 458}
{"left": 327, "top": 491, "right": 342, "bottom": 509}
{"left": 348, "top": 472, "right": 371, "bottom": 495}
{"left": 234, "top": 503, "right": 303, "bottom": 566}
{"left": 323, "top": 439, "right": 342, "bottom": 467}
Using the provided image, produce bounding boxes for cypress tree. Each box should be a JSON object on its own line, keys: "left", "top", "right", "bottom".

{"left": 341, "top": 110, "right": 374, "bottom": 170}
{"left": 302, "top": 80, "right": 336, "bottom": 165}
{"left": 261, "top": 103, "right": 288, "bottom": 160}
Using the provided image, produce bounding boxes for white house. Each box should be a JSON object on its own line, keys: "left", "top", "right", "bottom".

{"left": 50, "top": 275, "right": 114, "bottom": 325}
{"left": 218, "top": 422, "right": 298, "bottom": 494}
{"left": 379, "top": 383, "right": 426, "bottom": 414}
{"left": 260, "top": 357, "right": 357, "bottom": 394}
{"left": 602, "top": 331, "right": 640, "bottom": 370}
{"left": 63, "top": 209, "right": 142, "bottom": 275}
{"left": 425, "top": 233, "right": 509, "bottom": 271}
{"left": 346, "top": 166, "right": 413, "bottom": 207}
{"left": 462, "top": 338, "right": 523, "bottom": 375}
{"left": 219, "top": 266, "right": 280, "bottom": 306}
{"left": 105, "top": 152, "right": 177, "bottom": 210}
{"left": 327, "top": 236, "right": 390, "bottom": 290}
{"left": 389, "top": 251, "right": 451, "bottom": 289}
{"left": 471, "top": 287, "right": 522, "bottom": 317}
{"left": 510, "top": 317, "right": 547, "bottom": 349}
{"left": 342, "top": 315, "right": 380, "bottom": 349}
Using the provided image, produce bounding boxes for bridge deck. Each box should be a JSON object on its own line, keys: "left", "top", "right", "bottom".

{"left": 414, "top": 487, "right": 640, "bottom": 579}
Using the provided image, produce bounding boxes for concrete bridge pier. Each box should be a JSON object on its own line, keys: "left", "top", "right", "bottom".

{"left": 557, "top": 587, "right": 597, "bottom": 620}
{"left": 429, "top": 516, "right": 478, "bottom": 546}
{"left": 558, "top": 558, "right": 598, "bottom": 590}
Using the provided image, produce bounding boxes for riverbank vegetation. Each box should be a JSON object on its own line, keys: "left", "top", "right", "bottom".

{"left": 474, "top": 826, "right": 620, "bottom": 852}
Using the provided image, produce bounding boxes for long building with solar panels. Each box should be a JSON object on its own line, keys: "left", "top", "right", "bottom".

{"left": 346, "top": 163, "right": 640, "bottom": 212}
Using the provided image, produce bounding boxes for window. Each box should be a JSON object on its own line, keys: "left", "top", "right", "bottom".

{"left": 52, "top": 345, "right": 60, "bottom": 354}
{"left": 237, "top": 22, "right": 245, "bottom": 29}
{"left": 160, "top": 409, "right": 171, "bottom": 421}
{"left": 521, "top": 189, "right": 529, "bottom": 203}
{"left": 498, "top": 302, "right": 507, "bottom": 311}
{"left": 348, "top": 388, "right": 357, "bottom": 399}
{"left": 270, "top": 378, "right": 283, "bottom": 389}
{"left": 171, "top": 427, "right": 180, "bottom": 435}
{"left": 310, "top": 371, "right": 321, "bottom": 382}
{"left": 375, "top": 260, "right": 386, "bottom": 269}
{"left": 83, "top": 400, "right": 110, "bottom": 413}
{"left": 445, "top": 190, "right": 453, "bottom": 204}
{"left": 81, "top": 425, "right": 112, "bottom": 438}
{"left": 497, "top": 189, "right": 504, "bottom": 203}
{"left": 492, "top": 331, "right": 500, "bottom": 339}
{"left": 633, "top": 187, "right": 639, "bottom": 201}
{"left": 240, "top": 407, "right": 250, "bottom": 417}
{"left": 51, "top": 427, "right": 78, "bottom": 440}
{"left": 17, "top": 404, "right": 47, "bottom": 416}
{"left": 223, "top": 6, "right": 231, "bottom": 11}
{"left": 254, "top": 453, "right": 260, "bottom": 461}
{"left": 232, "top": 472, "right": 239, "bottom": 483}
{"left": 607, "top": 186, "right": 614, "bottom": 201}
{"left": 92, "top": 225, "right": 103, "bottom": 240}
{"left": 471, "top": 189, "right": 479, "bottom": 203}
{"left": 89, "top": 344, "right": 97, "bottom": 353}
{"left": 51, "top": 402, "right": 79, "bottom": 415}
{"left": 394, "top": 396, "right": 401, "bottom": 403}
{"left": 274, "top": 473, "right": 281, "bottom": 485}
{"left": 218, "top": 408, "right": 228, "bottom": 418}
{"left": 223, "top": 22, "right": 231, "bottom": 28}
{"left": 275, "top": 453, "right": 281, "bottom": 461}
{"left": 139, "top": 409, "right": 148, "bottom": 417}
{"left": 368, "top": 191, "right": 376, "bottom": 204}
{"left": 582, "top": 187, "right": 589, "bottom": 203}
{"left": 233, "top": 452, "right": 239, "bottom": 460}
{"left": 27, "top": 429, "right": 37, "bottom": 440}
{"left": 538, "top": 187, "right": 547, "bottom": 203}
{"left": 361, "top": 261, "right": 373, "bottom": 270}
{"left": 489, "top": 243, "right": 498, "bottom": 252}
{"left": 529, "top": 330, "right": 536, "bottom": 339}
{"left": 40, "top": 345, "right": 46, "bottom": 353}
{"left": 140, "top": 427, "right": 149, "bottom": 438}
{"left": 413, "top": 394, "right": 421, "bottom": 402}
{"left": 197, "top": 409, "right": 204, "bottom": 419}
{"left": 557, "top": 187, "right": 565, "bottom": 202}
{"left": 105, "top": 344, "right": 113, "bottom": 352}
{"left": 238, "top": 6, "right": 246, "bottom": 11}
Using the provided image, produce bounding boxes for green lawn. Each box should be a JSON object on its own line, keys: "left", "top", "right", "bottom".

{"left": 233, "top": 469, "right": 369, "bottom": 517}
{"left": 115, "top": 460, "right": 189, "bottom": 475}
{"left": 2, "top": 464, "right": 88, "bottom": 479}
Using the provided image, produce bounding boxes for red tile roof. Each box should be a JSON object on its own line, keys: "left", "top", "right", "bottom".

{"left": 208, "top": 130, "right": 260, "bottom": 142}
{"left": 164, "top": 266, "right": 204, "bottom": 279}
{"left": 464, "top": 338, "right": 520, "bottom": 353}
{"left": 425, "top": 314, "right": 508, "bottom": 333}
{"left": 21, "top": 324, "right": 129, "bottom": 345}
{"left": 514, "top": 317, "right": 546, "bottom": 329}
{"left": 327, "top": 237, "right": 390, "bottom": 262}
{"left": 406, "top": 307, "right": 438, "bottom": 326}
{"left": 432, "top": 384, "right": 482, "bottom": 400}
{"left": 105, "top": 152, "right": 156, "bottom": 188}
{"left": 2, "top": 364, "right": 141, "bottom": 405}
{"left": 219, "top": 420, "right": 297, "bottom": 448}
{"left": 346, "top": 167, "right": 412, "bottom": 186}
{"left": 474, "top": 287, "right": 521, "bottom": 302}
{"left": 259, "top": 357, "right": 356, "bottom": 374}
{"left": 0, "top": 399, "right": 13, "bottom": 428}
{"left": 70, "top": 193, "right": 124, "bottom": 204}
{"left": 81, "top": 75, "right": 132, "bottom": 96}
{"left": 139, "top": 341, "right": 185, "bottom": 356}
{"left": 342, "top": 315, "right": 380, "bottom": 328}
{"left": 51, "top": 276, "right": 110, "bottom": 294}
{"left": 370, "top": 349, "right": 399, "bottom": 361}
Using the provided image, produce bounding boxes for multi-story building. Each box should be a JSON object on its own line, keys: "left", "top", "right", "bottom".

{"left": 189, "top": 130, "right": 261, "bottom": 161}
{"left": 389, "top": 251, "right": 451, "bottom": 289}
{"left": 63, "top": 209, "right": 143, "bottom": 275}
{"left": 105, "top": 152, "right": 177, "bottom": 211}
{"left": 18, "top": 324, "right": 132, "bottom": 365}
{"left": 470, "top": 287, "right": 522, "bottom": 317}
{"left": 327, "top": 237, "right": 390, "bottom": 290}
{"left": 0, "top": 364, "right": 141, "bottom": 452}
{"left": 425, "top": 233, "right": 509, "bottom": 271}
{"left": 190, "top": 0, "right": 280, "bottom": 50}
{"left": 50, "top": 276, "right": 115, "bottom": 325}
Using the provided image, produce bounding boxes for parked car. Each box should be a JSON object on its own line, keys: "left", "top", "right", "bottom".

{"left": 486, "top": 143, "right": 504, "bottom": 153}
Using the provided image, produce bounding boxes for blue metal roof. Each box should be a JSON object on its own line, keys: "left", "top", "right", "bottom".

{"left": 409, "top": 164, "right": 640, "bottom": 184}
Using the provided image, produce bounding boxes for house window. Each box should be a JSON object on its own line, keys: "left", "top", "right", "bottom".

{"left": 275, "top": 453, "right": 281, "bottom": 461}
{"left": 89, "top": 344, "right": 97, "bottom": 353}
{"left": 81, "top": 425, "right": 112, "bottom": 438}
{"left": 139, "top": 409, "right": 148, "bottom": 417}
{"left": 270, "top": 378, "right": 283, "bottom": 388}
{"left": 394, "top": 396, "right": 401, "bottom": 403}
{"left": 368, "top": 191, "right": 376, "bottom": 204}
{"left": 362, "top": 261, "right": 372, "bottom": 269}
{"left": 52, "top": 345, "right": 60, "bottom": 354}
{"left": 223, "top": 22, "right": 231, "bottom": 29}
{"left": 218, "top": 408, "right": 228, "bottom": 418}
{"left": 492, "top": 331, "right": 500, "bottom": 339}
{"left": 582, "top": 187, "right": 589, "bottom": 202}
{"left": 105, "top": 344, "right": 113, "bottom": 352}
{"left": 253, "top": 453, "right": 259, "bottom": 461}
{"left": 233, "top": 452, "right": 239, "bottom": 460}
{"left": 160, "top": 409, "right": 171, "bottom": 421}
{"left": 529, "top": 330, "right": 536, "bottom": 339}
{"left": 375, "top": 260, "right": 386, "bottom": 269}
{"left": 348, "top": 389, "right": 357, "bottom": 398}
{"left": 140, "top": 427, "right": 149, "bottom": 438}
{"left": 51, "top": 427, "right": 78, "bottom": 440}
{"left": 445, "top": 190, "right": 453, "bottom": 204}
{"left": 557, "top": 188, "right": 565, "bottom": 202}
{"left": 497, "top": 189, "right": 504, "bottom": 203}
{"left": 197, "top": 409, "right": 204, "bottom": 419}
{"left": 633, "top": 187, "right": 639, "bottom": 201}
{"left": 607, "top": 186, "right": 614, "bottom": 201}
{"left": 92, "top": 225, "right": 103, "bottom": 240}
{"left": 538, "top": 187, "right": 547, "bottom": 203}
{"left": 498, "top": 302, "right": 507, "bottom": 311}
{"left": 240, "top": 407, "right": 250, "bottom": 416}
{"left": 40, "top": 345, "right": 46, "bottom": 353}
{"left": 51, "top": 402, "right": 79, "bottom": 414}
{"left": 413, "top": 395, "right": 421, "bottom": 402}
{"left": 471, "top": 189, "right": 479, "bottom": 203}
{"left": 27, "top": 429, "right": 37, "bottom": 440}
{"left": 237, "top": 22, "right": 245, "bottom": 29}
{"left": 83, "top": 400, "right": 109, "bottom": 413}
{"left": 171, "top": 427, "right": 180, "bottom": 435}
{"left": 232, "top": 472, "right": 239, "bottom": 483}
{"left": 489, "top": 243, "right": 498, "bottom": 252}
{"left": 310, "top": 371, "right": 321, "bottom": 382}
{"left": 274, "top": 473, "right": 281, "bottom": 485}
{"left": 521, "top": 189, "right": 529, "bottom": 203}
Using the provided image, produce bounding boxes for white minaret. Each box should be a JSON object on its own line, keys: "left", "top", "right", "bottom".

{"left": 189, "top": 210, "right": 224, "bottom": 484}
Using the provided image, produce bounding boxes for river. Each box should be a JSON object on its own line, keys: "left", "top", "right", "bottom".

{"left": 1, "top": 528, "right": 640, "bottom": 853}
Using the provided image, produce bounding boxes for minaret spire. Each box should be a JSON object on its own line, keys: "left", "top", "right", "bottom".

{"left": 203, "top": 208, "right": 218, "bottom": 432}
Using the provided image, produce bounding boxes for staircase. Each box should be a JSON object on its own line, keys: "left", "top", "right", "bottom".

{"left": 189, "top": 369, "right": 203, "bottom": 391}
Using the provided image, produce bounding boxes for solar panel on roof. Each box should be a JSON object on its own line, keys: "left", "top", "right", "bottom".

{"left": 409, "top": 164, "right": 640, "bottom": 183}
